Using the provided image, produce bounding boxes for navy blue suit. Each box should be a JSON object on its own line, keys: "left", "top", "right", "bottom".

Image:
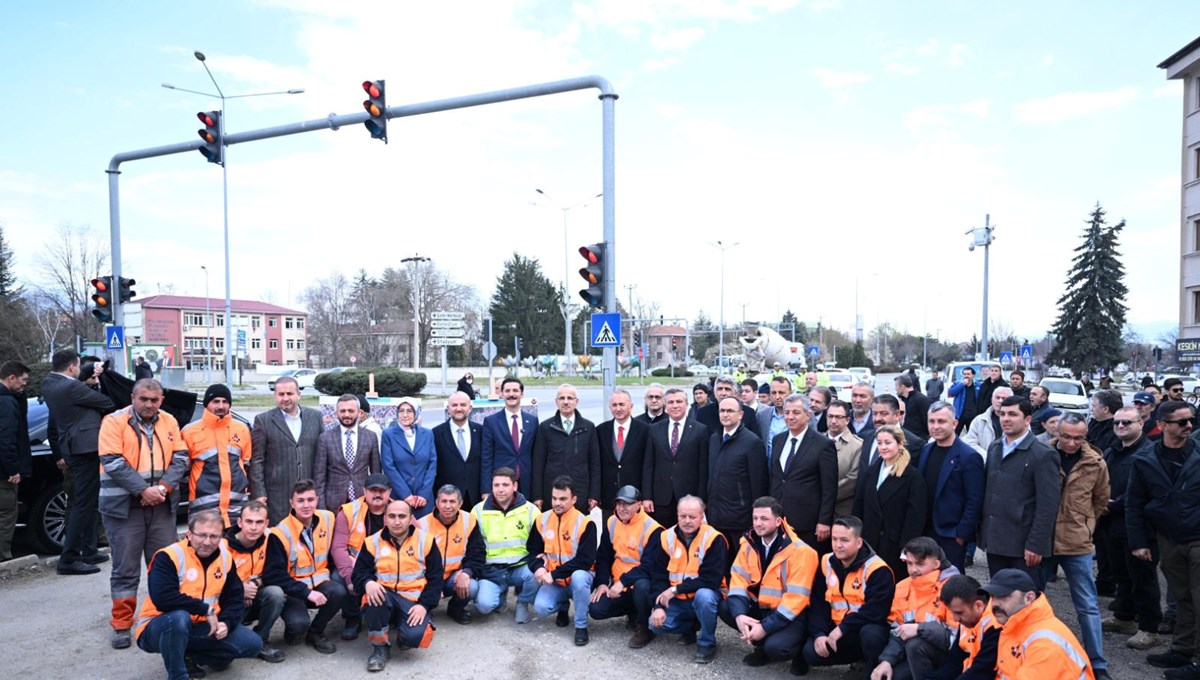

{"left": 480, "top": 409, "right": 538, "bottom": 496}
{"left": 432, "top": 420, "right": 484, "bottom": 509}
{"left": 381, "top": 425, "right": 438, "bottom": 518}
{"left": 916, "top": 437, "right": 985, "bottom": 571}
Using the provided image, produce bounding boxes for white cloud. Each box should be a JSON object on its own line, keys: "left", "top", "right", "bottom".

{"left": 904, "top": 99, "right": 990, "bottom": 136}
{"left": 1155, "top": 83, "right": 1181, "bottom": 98}
{"left": 884, "top": 62, "right": 920, "bottom": 76}
{"left": 1013, "top": 86, "right": 1141, "bottom": 123}
{"left": 810, "top": 67, "right": 868, "bottom": 104}
{"left": 650, "top": 27, "right": 706, "bottom": 52}
{"left": 642, "top": 56, "right": 681, "bottom": 71}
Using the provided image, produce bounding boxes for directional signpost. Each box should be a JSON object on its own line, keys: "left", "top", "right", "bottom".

{"left": 431, "top": 311, "right": 465, "bottom": 391}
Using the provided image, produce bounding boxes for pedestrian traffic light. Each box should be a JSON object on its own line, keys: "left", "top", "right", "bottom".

{"left": 118, "top": 277, "right": 136, "bottom": 304}
{"left": 577, "top": 243, "right": 605, "bottom": 308}
{"left": 91, "top": 276, "right": 113, "bottom": 323}
{"left": 197, "top": 111, "right": 223, "bottom": 165}
{"left": 362, "top": 80, "right": 387, "bottom": 143}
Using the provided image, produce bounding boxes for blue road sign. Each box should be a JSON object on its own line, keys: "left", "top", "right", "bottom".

{"left": 1000, "top": 350, "right": 1014, "bottom": 365}
{"left": 591, "top": 313, "right": 621, "bottom": 347}
{"left": 106, "top": 326, "right": 125, "bottom": 350}
{"left": 237, "top": 329, "right": 247, "bottom": 350}
{"left": 807, "top": 345, "right": 819, "bottom": 356}
{"left": 1021, "top": 345, "right": 1033, "bottom": 362}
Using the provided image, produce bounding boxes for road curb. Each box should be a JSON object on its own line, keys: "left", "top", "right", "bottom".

{"left": 0, "top": 554, "right": 40, "bottom": 576}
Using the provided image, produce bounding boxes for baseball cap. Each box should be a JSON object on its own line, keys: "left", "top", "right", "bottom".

{"left": 364, "top": 473, "right": 391, "bottom": 490}
{"left": 613, "top": 485, "right": 641, "bottom": 504}
{"left": 1133, "top": 391, "right": 1154, "bottom": 405}
{"left": 980, "top": 569, "right": 1037, "bottom": 597}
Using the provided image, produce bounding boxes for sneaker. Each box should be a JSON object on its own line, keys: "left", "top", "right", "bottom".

{"left": 515, "top": 603, "right": 532, "bottom": 624}
{"left": 111, "top": 628, "right": 132, "bottom": 649}
{"left": 1165, "top": 663, "right": 1200, "bottom": 680}
{"left": 556, "top": 609, "right": 570, "bottom": 628}
{"left": 1126, "top": 630, "right": 1160, "bottom": 650}
{"left": 742, "top": 647, "right": 769, "bottom": 667}
{"left": 1101, "top": 617, "right": 1137, "bottom": 635}
{"left": 367, "top": 645, "right": 390, "bottom": 673}
{"left": 257, "top": 644, "right": 285, "bottom": 663}
{"left": 1150, "top": 649, "right": 1192, "bottom": 669}
{"left": 575, "top": 627, "right": 589, "bottom": 646}
{"left": 694, "top": 644, "right": 716, "bottom": 664}
{"left": 628, "top": 626, "right": 655, "bottom": 649}
{"left": 306, "top": 631, "right": 337, "bottom": 654}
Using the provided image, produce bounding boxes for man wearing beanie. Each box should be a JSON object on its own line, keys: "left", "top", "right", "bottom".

{"left": 183, "top": 384, "right": 253, "bottom": 526}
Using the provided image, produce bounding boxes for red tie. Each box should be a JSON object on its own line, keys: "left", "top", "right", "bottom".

{"left": 617, "top": 425, "right": 625, "bottom": 454}
{"left": 511, "top": 414, "right": 520, "bottom": 452}
{"left": 671, "top": 422, "right": 680, "bottom": 457}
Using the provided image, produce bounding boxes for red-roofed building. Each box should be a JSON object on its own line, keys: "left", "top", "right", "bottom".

{"left": 132, "top": 295, "right": 308, "bottom": 369}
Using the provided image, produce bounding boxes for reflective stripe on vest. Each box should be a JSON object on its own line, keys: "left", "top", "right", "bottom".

{"left": 135, "top": 541, "right": 233, "bottom": 638}
{"left": 663, "top": 526, "right": 720, "bottom": 598}
{"left": 419, "top": 510, "right": 475, "bottom": 579}
{"left": 341, "top": 499, "right": 370, "bottom": 561}
{"left": 474, "top": 501, "right": 537, "bottom": 564}
{"left": 272, "top": 511, "right": 334, "bottom": 587}
{"left": 539, "top": 509, "right": 585, "bottom": 569}
{"left": 1023, "top": 629, "right": 1089, "bottom": 678}
{"left": 606, "top": 511, "right": 660, "bottom": 582}
{"left": 365, "top": 529, "right": 433, "bottom": 601}
{"left": 823, "top": 553, "right": 890, "bottom": 624}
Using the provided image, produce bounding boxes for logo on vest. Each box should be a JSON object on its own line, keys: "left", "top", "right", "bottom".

{"left": 406, "top": 546, "right": 416, "bottom": 557}
{"left": 214, "top": 568, "right": 224, "bottom": 580}
{"left": 452, "top": 534, "right": 463, "bottom": 544}
{"left": 851, "top": 578, "right": 862, "bottom": 589}
{"left": 1009, "top": 644, "right": 1022, "bottom": 659}
{"left": 516, "top": 520, "right": 526, "bottom": 531}
{"left": 544, "top": 529, "right": 554, "bottom": 539}
{"left": 674, "top": 547, "right": 683, "bottom": 559}
{"left": 231, "top": 433, "right": 242, "bottom": 443}
{"left": 561, "top": 530, "right": 572, "bottom": 541}
{"left": 380, "top": 546, "right": 392, "bottom": 557}
{"left": 186, "top": 567, "right": 199, "bottom": 581}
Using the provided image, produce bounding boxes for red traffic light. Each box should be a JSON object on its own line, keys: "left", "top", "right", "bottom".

{"left": 91, "top": 277, "right": 110, "bottom": 292}
{"left": 578, "top": 246, "right": 600, "bottom": 264}
{"left": 362, "top": 81, "right": 381, "bottom": 98}
{"left": 197, "top": 112, "right": 217, "bottom": 127}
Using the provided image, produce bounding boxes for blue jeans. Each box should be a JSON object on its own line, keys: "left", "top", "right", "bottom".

{"left": 443, "top": 574, "right": 481, "bottom": 616}
{"left": 475, "top": 564, "right": 538, "bottom": 614}
{"left": 138, "top": 610, "right": 263, "bottom": 680}
{"left": 649, "top": 588, "right": 720, "bottom": 648}
{"left": 1041, "top": 554, "right": 1106, "bottom": 670}
{"left": 533, "top": 570, "right": 594, "bottom": 628}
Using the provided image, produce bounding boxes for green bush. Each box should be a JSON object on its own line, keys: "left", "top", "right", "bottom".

{"left": 314, "top": 367, "right": 427, "bottom": 397}
{"left": 649, "top": 367, "right": 693, "bottom": 377}
{"left": 22, "top": 362, "right": 52, "bottom": 398}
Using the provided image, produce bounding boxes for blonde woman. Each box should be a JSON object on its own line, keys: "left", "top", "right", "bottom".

{"left": 852, "top": 424, "right": 928, "bottom": 576}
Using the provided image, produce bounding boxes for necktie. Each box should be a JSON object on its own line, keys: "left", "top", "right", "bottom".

{"left": 783, "top": 437, "right": 798, "bottom": 472}
{"left": 670, "top": 422, "right": 680, "bottom": 457}
{"left": 344, "top": 429, "right": 356, "bottom": 500}
{"left": 723, "top": 433, "right": 731, "bottom": 443}
{"left": 457, "top": 427, "right": 468, "bottom": 461}
{"left": 616, "top": 425, "right": 625, "bottom": 461}
{"left": 563, "top": 419, "right": 573, "bottom": 434}
{"left": 511, "top": 414, "right": 520, "bottom": 451}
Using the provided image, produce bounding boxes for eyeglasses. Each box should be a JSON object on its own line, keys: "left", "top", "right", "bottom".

{"left": 190, "top": 532, "right": 222, "bottom": 542}
{"left": 1170, "top": 388, "right": 1186, "bottom": 393}
{"left": 1113, "top": 420, "right": 1138, "bottom": 427}
{"left": 1164, "top": 417, "right": 1197, "bottom": 426}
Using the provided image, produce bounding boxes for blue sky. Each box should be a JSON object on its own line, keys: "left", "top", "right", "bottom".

{"left": 0, "top": 1, "right": 1194, "bottom": 346}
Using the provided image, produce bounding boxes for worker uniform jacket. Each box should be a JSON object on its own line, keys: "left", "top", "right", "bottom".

{"left": 98, "top": 407, "right": 188, "bottom": 520}
{"left": 726, "top": 523, "right": 819, "bottom": 636}
{"left": 995, "top": 594, "right": 1094, "bottom": 680}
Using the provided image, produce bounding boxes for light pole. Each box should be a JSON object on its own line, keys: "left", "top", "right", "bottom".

{"left": 201, "top": 265, "right": 211, "bottom": 383}
{"left": 532, "top": 189, "right": 601, "bottom": 371}
{"left": 966, "top": 214, "right": 996, "bottom": 360}
{"left": 162, "top": 50, "right": 304, "bottom": 385}
{"left": 711, "top": 241, "right": 739, "bottom": 371}
{"left": 401, "top": 255, "right": 432, "bottom": 371}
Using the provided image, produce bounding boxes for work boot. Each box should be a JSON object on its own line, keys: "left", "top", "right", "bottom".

{"left": 742, "top": 647, "right": 769, "bottom": 666}
{"left": 79, "top": 552, "right": 110, "bottom": 565}
{"left": 789, "top": 651, "right": 810, "bottom": 676}
{"left": 111, "top": 628, "right": 132, "bottom": 649}
{"left": 628, "top": 626, "right": 656, "bottom": 649}
{"left": 556, "top": 609, "right": 570, "bottom": 627}
{"left": 1101, "top": 616, "right": 1137, "bottom": 634}
{"left": 257, "top": 644, "right": 285, "bottom": 663}
{"left": 341, "top": 618, "right": 361, "bottom": 641}
{"left": 367, "top": 645, "right": 390, "bottom": 673}
{"left": 515, "top": 602, "right": 532, "bottom": 624}
{"left": 1150, "top": 649, "right": 1192, "bottom": 668}
{"left": 449, "top": 607, "right": 472, "bottom": 625}
{"left": 575, "top": 627, "right": 589, "bottom": 646}
{"left": 1126, "top": 630, "right": 1159, "bottom": 650}
{"left": 306, "top": 631, "right": 337, "bottom": 654}
{"left": 694, "top": 644, "right": 716, "bottom": 664}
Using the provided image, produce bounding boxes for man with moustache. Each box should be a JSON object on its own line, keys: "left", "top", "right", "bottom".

{"left": 331, "top": 474, "right": 393, "bottom": 641}
{"left": 313, "top": 394, "right": 381, "bottom": 511}
{"left": 433, "top": 391, "right": 483, "bottom": 509}
{"left": 480, "top": 377, "right": 538, "bottom": 496}
{"left": 643, "top": 388, "right": 709, "bottom": 527}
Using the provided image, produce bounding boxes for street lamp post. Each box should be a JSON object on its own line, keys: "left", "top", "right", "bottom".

{"left": 966, "top": 214, "right": 996, "bottom": 360}
{"left": 711, "top": 241, "right": 739, "bottom": 372}
{"left": 201, "top": 265, "right": 211, "bottom": 383}
{"left": 162, "top": 50, "right": 303, "bottom": 385}
{"left": 532, "top": 189, "right": 601, "bottom": 373}
{"left": 401, "top": 255, "right": 432, "bottom": 371}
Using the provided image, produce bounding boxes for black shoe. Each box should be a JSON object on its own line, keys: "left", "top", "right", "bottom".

{"left": 341, "top": 618, "right": 361, "bottom": 641}
{"left": 57, "top": 559, "right": 100, "bottom": 575}
{"left": 367, "top": 645, "right": 390, "bottom": 673}
{"left": 625, "top": 613, "right": 637, "bottom": 630}
{"left": 1162, "top": 617, "right": 1179, "bottom": 635}
{"left": 110, "top": 628, "right": 131, "bottom": 649}
{"left": 789, "top": 652, "right": 810, "bottom": 676}
{"left": 694, "top": 645, "right": 716, "bottom": 664}
{"left": 306, "top": 632, "right": 336, "bottom": 654}
{"left": 679, "top": 630, "right": 697, "bottom": 646}
{"left": 449, "top": 607, "right": 472, "bottom": 625}
{"left": 742, "top": 647, "right": 769, "bottom": 666}
{"left": 1150, "top": 649, "right": 1192, "bottom": 668}
{"left": 1165, "top": 663, "right": 1200, "bottom": 680}
{"left": 575, "top": 627, "right": 589, "bottom": 646}
{"left": 185, "top": 656, "right": 207, "bottom": 679}
{"left": 1093, "top": 670, "right": 1112, "bottom": 680}
{"left": 283, "top": 631, "right": 302, "bottom": 646}
{"left": 257, "top": 644, "right": 285, "bottom": 663}
{"left": 556, "top": 609, "right": 570, "bottom": 628}
{"left": 79, "top": 553, "right": 110, "bottom": 565}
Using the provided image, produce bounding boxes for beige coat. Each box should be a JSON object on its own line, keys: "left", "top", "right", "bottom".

{"left": 831, "top": 430, "right": 862, "bottom": 519}
{"left": 1050, "top": 439, "right": 1110, "bottom": 556}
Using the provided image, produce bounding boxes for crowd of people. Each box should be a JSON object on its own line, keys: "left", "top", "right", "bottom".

{"left": 5, "top": 353, "right": 1200, "bottom": 679}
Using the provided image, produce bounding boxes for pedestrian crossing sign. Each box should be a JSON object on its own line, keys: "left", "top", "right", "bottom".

{"left": 106, "top": 326, "right": 125, "bottom": 350}
{"left": 591, "top": 313, "right": 621, "bottom": 347}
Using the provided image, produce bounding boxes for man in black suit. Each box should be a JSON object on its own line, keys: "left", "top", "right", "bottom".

{"left": 697, "top": 375, "right": 761, "bottom": 440}
{"left": 432, "top": 391, "right": 483, "bottom": 509}
{"left": 42, "top": 349, "right": 114, "bottom": 575}
{"left": 634, "top": 383, "right": 666, "bottom": 428}
{"left": 707, "top": 397, "right": 770, "bottom": 575}
{"left": 769, "top": 394, "right": 837, "bottom": 550}
{"left": 809, "top": 386, "right": 833, "bottom": 434}
{"left": 895, "top": 374, "right": 932, "bottom": 441}
{"left": 596, "top": 388, "right": 649, "bottom": 521}
{"left": 854, "top": 394, "right": 924, "bottom": 499}
{"left": 642, "top": 387, "right": 708, "bottom": 528}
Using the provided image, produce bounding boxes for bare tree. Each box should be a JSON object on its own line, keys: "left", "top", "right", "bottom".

{"left": 35, "top": 225, "right": 110, "bottom": 344}
{"left": 300, "top": 273, "right": 353, "bottom": 367}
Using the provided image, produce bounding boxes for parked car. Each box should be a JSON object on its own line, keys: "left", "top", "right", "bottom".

{"left": 826, "top": 372, "right": 859, "bottom": 400}
{"left": 267, "top": 368, "right": 318, "bottom": 391}
{"left": 847, "top": 366, "right": 873, "bottom": 384}
{"left": 1158, "top": 374, "right": 1200, "bottom": 394}
{"left": 1038, "top": 377, "right": 1090, "bottom": 413}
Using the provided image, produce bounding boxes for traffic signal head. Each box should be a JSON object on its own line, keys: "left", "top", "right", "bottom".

{"left": 91, "top": 276, "right": 113, "bottom": 323}
{"left": 577, "top": 243, "right": 605, "bottom": 308}
{"left": 672, "top": 338, "right": 678, "bottom": 351}
{"left": 362, "top": 80, "right": 387, "bottom": 143}
{"left": 118, "top": 277, "right": 136, "bottom": 304}
{"left": 196, "top": 111, "right": 223, "bottom": 165}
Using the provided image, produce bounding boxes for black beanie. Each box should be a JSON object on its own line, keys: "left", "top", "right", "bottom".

{"left": 204, "top": 384, "right": 232, "bottom": 406}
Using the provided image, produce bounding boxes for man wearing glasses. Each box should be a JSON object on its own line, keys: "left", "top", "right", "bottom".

{"left": 1165, "top": 378, "right": 1188, "bottom": 403}
{"left": 635, "top": 384, "right": 667, "bottom": 427}
{"left": 1127, "top": 401, "right": 1200, "bottom": 678}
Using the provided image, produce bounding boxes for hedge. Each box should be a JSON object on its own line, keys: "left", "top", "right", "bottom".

{"left": 314, "top": 368, "right": 427, "bottom": 397}
{"left": 649, "top": 367, "right": 693, "bottom": 377}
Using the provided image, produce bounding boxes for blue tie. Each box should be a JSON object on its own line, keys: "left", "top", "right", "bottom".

{"left": 723, "top": 433, "right": 731, "bottom": 443}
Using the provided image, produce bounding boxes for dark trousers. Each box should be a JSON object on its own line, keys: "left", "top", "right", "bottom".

{"left": 1105, "top": 530, "right": 1162, "bottom": 632}
{"left": 331, "top": 570, "right": 360, "bottom": 622}
{"left": 281, "top": 579, "right": 347, "bottom": 638}
{"left": 137, "top": 610, "right": 262, "bottom": 680}
{"left": 987, "top": 552, "right": 1046, "bottom": 591}
{"left": 1094, "top": 521, "right": 1115, "bottom": 595}
{"left": 889, "top": 637, "right": 956, "bottom": 680}
{"left": 589, "top": 578, "right": 655, "bottom": 627}
{"left": 649, "top": 502, "right": 677, "bottom": 530}
{"left": 242, "top": 585, "right": 286, "bottom": 642}
{"left": 363, "top": 590, "right": 432, "bottom": 649}
{"left": 1159, "top": 536, "right": 1200, "bottom": 660}
{"left": 0, "top": 480, "right": 16, "bottom": 560}
{"left": 61, "top": 451, "right": 101, "bottom": 561}
{"left": 933, "top": 535, "right": 967, "bottom": 574}
{"left": 718, "top": 599, "right": 810, "bottom": 661}
{"left": 802, "top": 622, "right": 889, "bottom": 675}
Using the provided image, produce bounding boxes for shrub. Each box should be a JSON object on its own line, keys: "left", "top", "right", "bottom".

{"left": 650, "top": 367, "right": 693, "bottom": 377}
{"left": 314, "top": 368, "right": 427, "bottom": 397}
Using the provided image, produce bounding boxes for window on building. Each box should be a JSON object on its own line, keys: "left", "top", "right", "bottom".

{"left": 295, "top": 318, "right": 305, "bottom": 329}
{"left": 1195, "top": 76, "right": 1200, "bottom": 111}
{"left": 216, "top": 315, "right": 225, "bottom": 327}
{"left": 269, "top": 317, "right": 278, "bottom": 328}
{"left": 214, "top": 339, "right": 225, "bottom": 350}
{"left": 184, "top": 313, "right": 205, "bottom": 327}
{"left": 1194, "top": 290, "right": 1200, "bottom": 324}
{"left": 285, "top": 317, "right": 295, "bottom": 329}
{"left": 1195, "top": 147, "right": 1200, "bottom": 180}
{"left": 286, "top": 339, "right": 295, "bottom": 350}
{"left": 251, "top": 338, "right": 262, "bottom": 350}
{"left": 270, "top": 339, "right": 279, "bottom": 349}
{"left": 297, "top": 340, "right": 306, "bottom": 350}
{"left": 252, "top": 316, "right": 261, "bottom": 329}
{"left": 1194, "top": 218, "right": 1200, "bottom": 252}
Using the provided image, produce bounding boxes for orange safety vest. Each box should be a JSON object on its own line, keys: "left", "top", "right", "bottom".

{"left": 135, "top": 540, "right": 233, "bottom": 638}
{"left": 996, "top": 594, "right": 1093, "bottom": 680}
{"left": 183, "top": 408, "right": 252, "bottom": 527}
{"left": 661, "top": 524, "right": 725, "bottom": 599}
{"left": 891, "top": 568, "right": 956, "bottom": 626}
{"left": 959, "top": 600, "right": 1000, "bottom": 671}
{"left": 98, "top": 408, "right": 184, "bottom": 517}
{"left": 728, "top": 525, "right": 818, "bottom": 620}
{"left": 340, "top": 499, "right": 376, "bottom": 563}
{"left": 363, "top": 527, "right": 436, "bottom": 601}
{"left": 271, "top": 511, "right": 335, "bottom": 588}
{"left": 605, "top": 509, "right": 661, "bottom": 584}
{"left": 223, "top": 534, "right": 267, "bottom": 581}
{"left": 537, "top": 506, "right": 591, "bottom": 585}
{"left": 419, "top": 510, "right": 476, "bottom": 580}
{"left": 822, "top": 552, "right": 892, "bottom": 625}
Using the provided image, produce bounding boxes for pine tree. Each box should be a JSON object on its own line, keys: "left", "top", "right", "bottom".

{"left": 489, "top": 253, "right": 564, "bottom": 356}
{"left": 1046, "top": 204, "right": 1129, "bottom": 375}
{"left": 0, "top": 224, "right": 20, "bottom": 298}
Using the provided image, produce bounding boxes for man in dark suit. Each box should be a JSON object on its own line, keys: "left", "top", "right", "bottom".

{"left": 42, "top": 349, "right": 114, "bottom": 574}
{"left": 249, "top": 376, "right": 323, "bottom": 525}
{"left": 697, "top": 375, "right": 761, "bottom": 440}
{"left": 480, "top": 377, "right": 537, "bottom": 497}
{"left": 530, "top": 384, "right": 599, "bottom": 512}
{"left": 917, "top": 401, "right": 985, "bottom": 571}
{"left": 642, "top": 387, "right": 708, "bottom": 527}
{"left": 769, "top": 394, "right": 837, "bottom": 550}
{"left": 979, "top": 396, "right": 1060, "bottom": 588}
{"left": 707, "top": 397, "right": 770, "bottom": 574}
{"left": 809, "top": 386, "right": 833, "bottom": 435}
{"left": 313, "top": 394, "right": 381, "bottom": 510}
{"left": 895, "top": 374, "right": 932, "bottom": 441}
{"left": 855, "top": 394, "right": 924, "bottom": 496}
{"left": 432, "top": 391, "right": 483, "bottom": 509}
{"left": 633, "top": 383, "right": 666, "bottom": 428}
{"left": 596, "top": 388, "right": 649, "bottom": 521}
